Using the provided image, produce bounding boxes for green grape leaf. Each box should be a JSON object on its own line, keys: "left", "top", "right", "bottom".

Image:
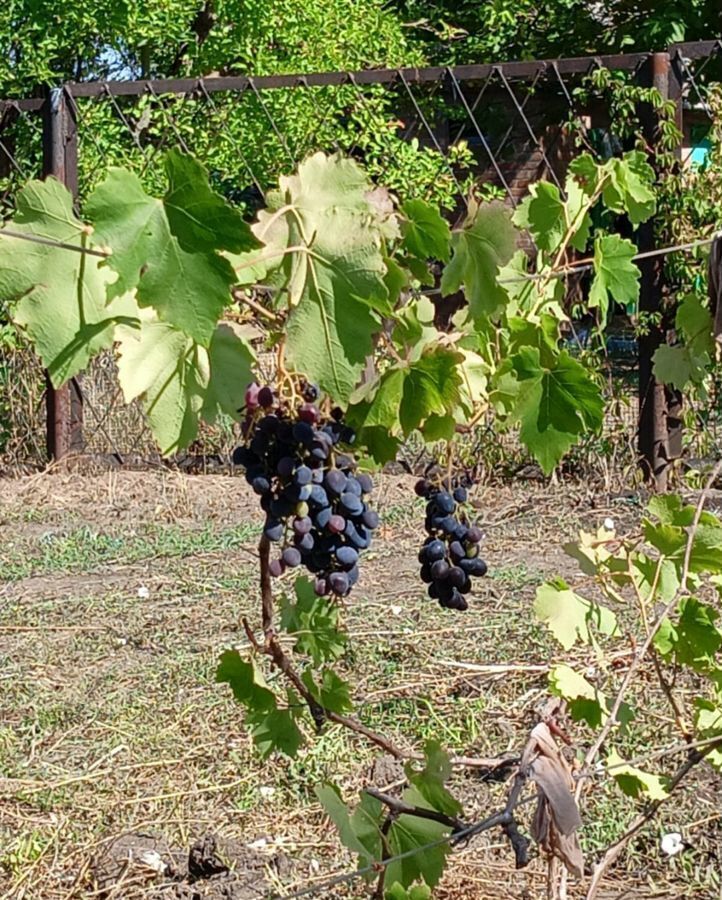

{"left": 163, "top": 150, "right": 255, "bottom": 253}
{"left": 201, "top": 322, "right": 256, "bottom": 423}
{"left": 280, "top": 577, "right": 347, "bottom": 665}
{"left": 384, "top": 256, "right": 410, "bottom": 307}
{"left": 386, "top": 786, "right": 450, "bottom": 889}
{"left": 392, "top": 295, "right": 438, "bottom": 361}
{"left": 386, "top": 883, "right": 432, "bottom": 900}
{"left": 512, "top": 181, "right": 566, "bottom": 253}
{"left": 495, "top": 347, "right": 604, "bottom": 474}
{"left": 404, "top": 741, "right": 462, "bottom": 817}
{"left": 440, "top": 200, "right": 517, "bottom": 321}
{"left": 602, "top": 151, "right": 656, "bottom": 226}
{"left": 643, "top": 520, "right": 722, "bottom": 574}
{"left": 216, "top": 650, "right": 276, "bottom": 711}
{"left": 252, "top": 153, "right": 387, "bottom": 404}
{"left": 316, "top": 784, "right": 383, "bottom": 870}
{"left": 421, "top": 414, "right": 456, "bottom": 442}
{"left": 535, "top": 578, "right": 618, "bottom": 650}
{"left": 352, "top": 346, "right": 462, "bottom": 440}
{"left": 694, "top": 699, "right": 722, "bottom": 771}
{"left": 1, "top": 178, "right": 139, "bottom": 387}
{"left": 115, "top": 316, "right": 210, "bottom": 455}
{"left": 246, "top": 706, "right": 304, "bottom": 758}
{"left": 606, "top": 749, "right": 668, "bottom": 800}
{"left": 549, "top": 664, "right": 607, "bottom": 728}
{"left": 653, "top": 294, "right": 714, "bottom": 389}
{"left": 589, "top": 235, "right": 640, "bottom": 319}
{"left": 301, "top": 668, "right": 354, "bottom": 714}
{"left": 87, "top": 158, "right": 244, "bottom": 346}
{"left": 399, "top": 347, "right": 464, "bottom": 436}
{"left": 401, "top": 199, "right": 451, "bottom": 262}
{"left": 655, "top": 597, "right": 722, "bottom": 673}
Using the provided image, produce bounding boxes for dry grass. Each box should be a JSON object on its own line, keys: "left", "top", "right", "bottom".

{"left": 0, "top": 471, "right": 720, "bottom": 899}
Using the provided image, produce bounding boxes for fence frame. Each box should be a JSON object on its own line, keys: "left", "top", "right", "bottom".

{"left": 6, "top": 39, "right": 721, "bottom": 484}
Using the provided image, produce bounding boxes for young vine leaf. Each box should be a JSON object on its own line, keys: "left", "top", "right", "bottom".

{"left": 534, "top": 577, "right": 618, "bottom": 650}
{"left": 653, "top": 293, "right": 715, "bottom": 390}
{"left": 404, "top": 740, "right": 462, "bottom": 817}
{"left": 549, "top": 663, "right": 610, "bottom": 728}
{"left": 606, "top": 749, "right": 669, "bottom": 801}
{"left": 494, "top": 347, "right": 604, "bottom": 474}
{"left": 588, "top": 233, "right": 641, "bottom": 319}
{"left": 440, "top": 199, "right": 517, "bottom": 321}
{"left": 216, "top": 650, "right": 304, "bottom": 758}
{"left": 279, "top": 576, "right": 347, "bottom": 665}
{"left": 400, "top": 198, "right": 451, "bottom": 262}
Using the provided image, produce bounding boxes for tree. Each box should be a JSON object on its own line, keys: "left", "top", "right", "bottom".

{"left": 391, "top": 0, "right": 722, "bottom": 64}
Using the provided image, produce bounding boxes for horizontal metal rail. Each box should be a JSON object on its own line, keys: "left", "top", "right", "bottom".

{"left": 65, "top": 51, "right": 654, "bottom": 98}
{"left": 1, "top": 41, "right": 717, "bottom": 107}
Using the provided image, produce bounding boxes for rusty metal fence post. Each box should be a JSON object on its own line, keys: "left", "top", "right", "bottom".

{"left": 637, "top": 51, "right": 681, "bottom": 491}
{"left": 42, "top": 86, "right": 83, "bottom": 460}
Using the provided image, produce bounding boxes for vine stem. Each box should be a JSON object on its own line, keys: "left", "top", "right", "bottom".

{"left": 254, "top": 536, "right": 514, "bottom": 770}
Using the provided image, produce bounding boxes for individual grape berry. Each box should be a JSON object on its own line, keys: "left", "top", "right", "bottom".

{"left": 264, "top": 519, "right": 284, "bottom": 542}
{"left": 453, "top": 486, "right": 468, "bottom": 503}
{"left": 282, "top": 547, "right": 302, "bottom": 568}
{"left": 325, "top": 469, "right": 347, "bottom": 495}
{"left": 336, "top": 546, "right": 359, "bottom": 568}
{"left": 269, "top": 558, "right": 285, "bottom": 577}
{"left": 294, "top": 465, "right": 312, "bottom": 486}
{"left": 303, "top": 383, "right": 320, "bottom": 402}
{"left": 252, "top": 476, "right": 270, "bottom": 495}
{"left": 244, "top": 382, "right": 260, "bottom": 410}
{"left": 361, "top": 508, "right": 379, "bottom": 530}
{"left": 298, "top": 403, "right": 319, "bottom": 424}
{"left": 328, "top": 571, "right": 349, "bottom": 595}
{"left": 328, "top": 514, "right": 346, "bottom": 534}
{"left": 258, "top": 386, "right": 274, "bottom": 408}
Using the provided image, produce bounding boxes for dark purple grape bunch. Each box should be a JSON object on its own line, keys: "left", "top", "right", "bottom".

{"left": 416, "top": 478, "right": 487, "bottom": 611}
{"left": 233, "top": 381, "right": 379, "bottom": 598}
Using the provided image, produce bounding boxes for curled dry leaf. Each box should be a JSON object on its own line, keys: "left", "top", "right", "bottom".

{"left": 521, "top": 722, "right": 584, "bottom": 878}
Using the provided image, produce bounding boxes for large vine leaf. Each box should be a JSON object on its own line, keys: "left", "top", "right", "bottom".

{"left": 494, "top": 346, "right": 604, "bottom": 474}
{"left": 87, "top": 151, "right": 251, "bottom": 346}
{"left": 252, "top": 152, "right": 388, "bottom": 404}
{"left": 0, "top": 178, "right": 138, "bottom": 387}
{"left": 116, "top": 316, "right": 210, "bottom": 455}
{"left": 440, "top": 199, "right": 517, "bottom": 321}
{"left": 201, "top": 322, "right": 256, "bottom": 423}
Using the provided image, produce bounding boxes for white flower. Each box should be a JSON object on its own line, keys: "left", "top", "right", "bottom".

{"left": 661, "top": 832, "right": 684, "bottom": 857}
{"left": 603, "top": 517, "right": 615, "bottom": 532}
{"left": 137, "top": 585, "right": 150, "bottom": 599}
{"left": 390, "top": 605, "right": 403, "bottom": 616}
{"left": 259, "top": 785, "right": 275, "bottom": 799}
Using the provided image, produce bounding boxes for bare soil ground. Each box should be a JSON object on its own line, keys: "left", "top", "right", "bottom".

{"left": 1, "top": 471, "right": 720, "bottom": 900}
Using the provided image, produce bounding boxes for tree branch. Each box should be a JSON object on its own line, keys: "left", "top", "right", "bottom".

{"left": 365, "top": 787, "right": 468, "bottom": 833}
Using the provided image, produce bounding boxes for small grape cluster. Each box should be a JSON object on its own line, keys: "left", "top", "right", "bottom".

{"left": 416, "top": 478, "right": 487, "bottom": 611}
{"left": 233, "top": 382, "right": 378, "bottom": 598}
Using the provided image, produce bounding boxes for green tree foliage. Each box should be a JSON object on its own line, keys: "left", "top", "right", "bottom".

{"left": 392, "top": 0, "right": 722, "bottom": 63}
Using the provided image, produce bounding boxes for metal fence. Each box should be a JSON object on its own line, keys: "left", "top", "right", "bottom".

{"left": 1, "top": 40, "right": 722, "bottom": 478}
